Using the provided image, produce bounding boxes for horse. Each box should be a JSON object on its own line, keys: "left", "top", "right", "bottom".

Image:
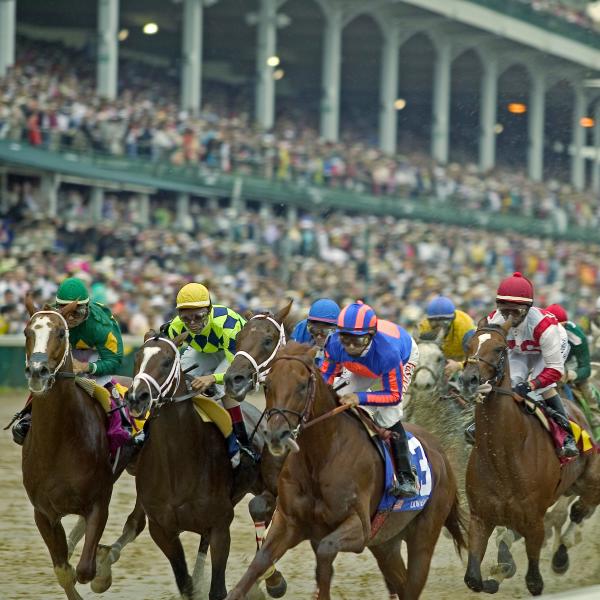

{"left": 461, "top": 318, "right": 600, "bottom": 596}
{"left": 223, "top": 300, "right": 296, "bottom": 597}
{"left": 21, "top": 299, "right": 144, "bottom": 600}
{"left": 127, "top": 330, "right": 276, "bottom": 600}
{"left": 225, "top": 342, "right": 466, "bottom": 600}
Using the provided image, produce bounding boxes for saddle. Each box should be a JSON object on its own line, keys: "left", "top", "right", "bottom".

{"left": 191, "top": 395, "right": 233, "bottom": 439}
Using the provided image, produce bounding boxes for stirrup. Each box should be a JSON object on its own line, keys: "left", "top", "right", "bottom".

{"left": 558, "top": 436, "right": 579, "bottom": 458}
{"left": 390, "top": 469, "right": 418, "bottom": 498}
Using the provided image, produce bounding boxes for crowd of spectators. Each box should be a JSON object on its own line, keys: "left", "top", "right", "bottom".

{"left": 2, "top": 37, "right": 600, "bottom": 231}
{"left": 519, "top": 1, "right": 600, "bottom": 31}
{"left": 1, "top": 186, "right": 600, "bottom": 338}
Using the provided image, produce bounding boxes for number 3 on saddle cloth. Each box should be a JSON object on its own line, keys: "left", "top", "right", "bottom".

{"left": 371, "top": 432, "right": 434, "bottom": 538}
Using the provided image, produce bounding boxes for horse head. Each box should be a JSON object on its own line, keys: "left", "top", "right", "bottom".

{"left": 224, "top": 300, "right": 292, "bottom": 401}
{"left": 128, "top": 330, "right": 188, "bottom": 418}
{"left": 462, "top": 316, "right": 512, "bottom": 398}
{"left": 412, "top": 328, "right": 446, "bottom": 392}
{"left": 24, "top": 296, "right": 76, "bottom": 393}
{"left": 263, "top": 342, "right": 319, "bottom": 457}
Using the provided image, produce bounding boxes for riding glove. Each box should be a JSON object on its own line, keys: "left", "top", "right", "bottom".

{"left": 514, "top": 381, "right": 533, "bottom": 399}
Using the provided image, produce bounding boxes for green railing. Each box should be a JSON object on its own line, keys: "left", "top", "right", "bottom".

{"left": 470, "top": 0, "right": 600, "bottom": 49}
{"left": 2, "top": 139, "right": 600, "bottom": 243}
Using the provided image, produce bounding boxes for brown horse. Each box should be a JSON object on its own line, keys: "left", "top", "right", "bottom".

{"left": 462, "top": 319, "right": 600, "bottom": 596}
{"left": 127, "top": 331, "right": 274, "bottom": 600}
{"left": 225, "top": 343, "right": 466, "bottom": 600}
{"left": 21, "top": 300, "right": 144, "bottom": 600}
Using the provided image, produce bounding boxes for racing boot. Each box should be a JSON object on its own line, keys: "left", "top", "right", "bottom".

{"left": 546, "top": 393, "right": 579, "bottom": 458}
{"left": 388, "top": 421, "right": 418, "bottom": 498}
{"left": 10, "top": 398, "right": 33, "bottom": 445}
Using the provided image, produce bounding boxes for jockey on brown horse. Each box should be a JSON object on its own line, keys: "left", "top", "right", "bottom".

{"left": 12, "top": 277, "right": 127, "bottom": 445}
{"left": 321, "top": 301, "right": 420, "bottom": 497}
{"left": 471, "top": 272, "right": 578, "bottom": 458}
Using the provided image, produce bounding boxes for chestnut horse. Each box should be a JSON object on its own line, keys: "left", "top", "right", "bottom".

{"left": 21, "top": 300, "right": 144, "bottom": 600}
{"left": 462, "top": 320, "right": 600, "bottom": 596}
{"left": 127, "top": 331, "right": 281, "bottom": 600}
{"left": 226, "top": 343, "right": 466, "bottom": 600}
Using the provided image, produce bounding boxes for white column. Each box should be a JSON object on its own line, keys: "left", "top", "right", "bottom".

{"left": 479, "top": 56, "right": 498, "bottom": 173}
{"left": 41, "top": 174, "right": 60, "bottom": 218}
{"left": 0, "top": 0, "right": 16, "bottom": 78}
{"left": 96, "top": 0, "right": 119, "bottom": 99}
{"left": 378, "top": 23, "right": 401, "bottom": 155}
{"left": 527, "top": 71, "right": 545, "bottom": 182}
{"left": 431, "top": 38, "right": 452, "bottom": 164}
{"left": 138, "top": 194, "right": 150, "bottom": 226}
{"left": 320, "top": 2, "right": 343, "bottom": 142}
{"left": 91, "top": 187, "right": 105, "bottom": 222}
{"left": 287, "top": 205, "right": 298, "bottom": 228}
{"left": 181, "top": 0, "right": 204, "bottom": 114}
{"left": 593, "top": 102, "right": 600, "bottom": 193}
{"left": 571, "top": 85, "right": 586, "bottom": 191}
{"left": 176, "top": 192, "right": 190, "bottom": 228}
{"left": 255, "top": 0, "right": 277, "bottom": 129}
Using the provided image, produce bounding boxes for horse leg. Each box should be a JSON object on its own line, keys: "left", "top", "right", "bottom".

{"left": 226, "top": 511, "right": 304, "bottom": 600}
{"left": 491, "top": 528, "right": 519, "bottom": 581}
{"left": 208, "top": 524, "right": 231, "bottom": 600}
{"left": 248, "top": 491, "right": 286, "bottom": 598}
{"left": 523, "top": 522, "right": 546, "bottom": 596}
{"left": 148, "top": 519, "right": 194, "bottom": 599}
{"left": 369, "top": 538, "right": 407, "bottom": 600}
{"left": 75, "top": 498, "right": 109, "bottom": 585}
{"left": 33, "top": 509, "right": 82, "bottom": 600}
{"left": 549, "top": 497, "right": 574, "bottom": 575}
{"left": 92, "top": 495, "right": 146, "bottom": 593}
{"left": 67, "top": 516, "right": 86, "bottom": 559}
{"left": 554, "top": 498, "right": 596, "bottom": 574}
{"left": 464, "top": 515, "right": 498, "bottom": 594}
{"left": 313, "top": 513, "right": 366, "bottom": 600}
{"left": 191, "top": 534, "right": 210, "bottom": 593}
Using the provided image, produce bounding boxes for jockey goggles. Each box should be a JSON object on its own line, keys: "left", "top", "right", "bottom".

{"left": 307, "top": 320, "right": 336, "bottom": 336}
{"left": 178, "top": 307, "right": 210, "bottom": 326}
{"left": 339, "top": 331, "right": 373, "bottom": 347}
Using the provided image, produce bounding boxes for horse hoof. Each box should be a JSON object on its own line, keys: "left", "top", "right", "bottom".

{"left": 91, "top": 574, "right": 112, "bottom": 594}
{"left": 482, "top": 579, "right": 499, "bottom": 594}
{"left": 464, "top": 575, "right": 482, "bottom": 593}
{"left": 526, "top": 576, "right": 543, "bottom": 596}
{"left": 266, "top": 573, "right": 287, "bottom": 598}
{"left": 552, "top": 544, "right": 570, "bottom": 575}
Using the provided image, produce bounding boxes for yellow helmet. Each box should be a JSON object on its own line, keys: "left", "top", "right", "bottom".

{"left": 176, "top": 283, "right": 211, "bottom": 309}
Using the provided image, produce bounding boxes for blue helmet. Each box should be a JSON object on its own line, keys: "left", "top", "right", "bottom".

{"left": 308, "top": 298, "right": 341, "bottom": 324}
{"left": 337, "top": 301, "right": 377, "bottom": 335}
{"left": 426, "top": 296, "right": 456, "bottom": 319}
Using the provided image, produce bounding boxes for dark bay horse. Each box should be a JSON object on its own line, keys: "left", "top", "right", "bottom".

{"left": 462, "top": 319, "right": 600, "bottom": 596}
{"left": 127, "top": 331, "right": 272, "bottom": 600}
{"left": 225, "top": 343, "right": 466, "bottom": 600}
{"left": 21, "top": 300, "right": 144, "bottom": 600}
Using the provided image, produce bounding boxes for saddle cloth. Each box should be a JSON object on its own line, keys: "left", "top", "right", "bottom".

{"left": 191, "top": 395, "right": 232, "bottom": 438}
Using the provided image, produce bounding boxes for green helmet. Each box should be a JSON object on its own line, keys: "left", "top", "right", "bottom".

{"left": 56, "top": 277, "right": 90, "bottom": 305}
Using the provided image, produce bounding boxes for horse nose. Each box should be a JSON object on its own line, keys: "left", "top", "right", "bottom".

{"left": 225, "top": 372, "right": 249, "bottom": 395}
{"left": 26, "top": 363, "right": 50, "bottom": 378}
{"left": 463, "top": 371, "right": 479, "bottom": 394}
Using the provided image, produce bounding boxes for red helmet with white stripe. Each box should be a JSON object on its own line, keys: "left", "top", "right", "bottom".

{"left": 496, "top": 272, "right": 534, "bottom": 305}
{"left": 546, "top": 304, "right": 568, "bottom": 323}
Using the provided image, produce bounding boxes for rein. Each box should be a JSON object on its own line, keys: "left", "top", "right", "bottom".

{"left": 234, "top": 314, "right": 286, "bottom": 387}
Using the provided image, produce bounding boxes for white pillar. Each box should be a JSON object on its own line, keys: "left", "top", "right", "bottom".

{"left": 527, "top": 71, "right": 545, "bottom": 182}
{"left": 320, "top": 2, "right": 343, "bottom": 142}
{"left": 287, "top": 205, "right": 298, "bottom": 228}
{"left": 255, "top": 0, "right": 277, "bottom": 130}
{"left": 181, "top": 0, "right": 204, "bottom": 114}
{"left": 0, "top": 0, "right": 16, "bottom": 78}
{"left": 41, "top": 174, "right": 60, "bottom": 218}
{"left": 176, "top": 192, "right": 190, "bottom": 228}
{"left": 479, "top": 56, "right": 498, "bottom": 173}
{"left": 91, "top": 187, "right": 105, "bottom": 222}
{"left": 138, "top": 194, "right": 150, "bottom": 226}
{"left": 593, "top": 102, "right": 600, "bottom": 193}
{"left": 96, "top": 0, "right": 119, "bottom": 99}
{"left": 431, "top": 38, "right": 452, "bottom": 164}
{"left": 378, "top": 23, "right": 401, "bottom": 155}
{"left": 571, "top": 85, "right": 586, "bottom": 191}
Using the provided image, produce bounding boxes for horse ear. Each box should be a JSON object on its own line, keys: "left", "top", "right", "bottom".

{"left": 242, "top": 309, "right": 254, "bottom": 321}
{"left": 172, "top": 332, "right": 190, "bottom": 347}
{"left": 434, "top": 326, "right": 446, "bottom": 345}
{"left": 24, "top": 293, "right": 38, "bottom": 316}
{"left": 144, "top": 329, "right": 157, "bottom": 342}
{"left": 501, "top": 315, "right": 514, "bottom": 332}
{"left": 307, "top": 345, "right": 320, "bottom": 360}
{"left": 477, "top": 316, "right": 488, "bottom": 330}
{"left": 58, "top": 301, "right": 78, "bottom": 318}
{"left": 274, "top": 298, "right": 293, "bottom": 324}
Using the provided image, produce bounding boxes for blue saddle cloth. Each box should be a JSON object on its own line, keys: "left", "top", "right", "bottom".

{"left": 376, "top": 431, "right": 434, "bottom": 513}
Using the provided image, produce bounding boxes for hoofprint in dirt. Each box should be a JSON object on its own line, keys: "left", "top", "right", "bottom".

{"left": 1, "top": 391, "right": 599, "bottom": 599}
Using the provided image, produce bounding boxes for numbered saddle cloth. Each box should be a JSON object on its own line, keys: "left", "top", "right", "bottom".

{"left": 377, "top": 432, "right": 434, "bottom": 514}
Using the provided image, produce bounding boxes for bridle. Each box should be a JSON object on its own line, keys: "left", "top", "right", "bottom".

{"left": 25, "top": 310, "right": 72, "bottom": 390}
{"left": 234, "top": 314, "right": 287, "bottom": 386}
{"left": 265, "top": 356, "right": 318, "bottom": 441}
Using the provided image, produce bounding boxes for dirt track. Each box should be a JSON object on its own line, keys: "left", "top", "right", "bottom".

{"left": 2, "top": 391, "right": 600, "bottom": 599}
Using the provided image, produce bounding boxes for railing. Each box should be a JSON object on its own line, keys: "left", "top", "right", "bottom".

{"left": 469, "top": 0, "right": 600, "bottom": 49}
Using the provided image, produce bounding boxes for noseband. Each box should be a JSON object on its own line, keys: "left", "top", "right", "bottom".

{"left": 25, "top": 311, "right": 71, "bottom": 389}
{"left": 234, "top": 314, "right": 287, "bottom": 386}
{"left": 265, "top": 356, "right": 317, "bottom": 440}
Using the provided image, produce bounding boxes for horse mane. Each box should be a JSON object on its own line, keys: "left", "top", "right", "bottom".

{"left": 276, "top": 340, "right": 314, "bottom": 359}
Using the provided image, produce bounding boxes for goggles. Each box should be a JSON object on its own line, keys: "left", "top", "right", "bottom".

{"left": 339, "top": 332, "right": 372, "bottom": 347}
{"left": 307, "top": 321, "right": 336, "bottom": 336}
{"left": 178, "top": 307, "right": 210, "bottom": 325}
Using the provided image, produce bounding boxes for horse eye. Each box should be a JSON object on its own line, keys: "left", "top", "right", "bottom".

{"left": 162, "top": 359, "right": 171, "bottom": 368}
{"left": 264, "top": 337, "right": 274, "bottom": 348}
{"left": 58, "top": 330, "right": 66, "bottom": 339}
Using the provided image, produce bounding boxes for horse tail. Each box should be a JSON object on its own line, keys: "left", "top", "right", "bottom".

{"left": 444, "top": 492, "right": 467, "bottom": 558}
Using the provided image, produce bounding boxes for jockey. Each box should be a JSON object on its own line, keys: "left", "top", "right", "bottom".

{"left": 291, "top": 298, "right": 340, "bottom": 365}
{"left": 161, "top": 282, "right": 249, "bottom": 467}
{"left": 321, "top": 301, "right": 420, "bottom": 498}
{"left": 418, "top": 296, "right": 475, "bottom": 377}
{"left": 487, "top": 272, "right": 578, "bottom": 458}
{"left": 12, "top": 277, "right": 124, "bottom": 444}
{"left": 546, "top": 304, "right": 600, "bottom": 429}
